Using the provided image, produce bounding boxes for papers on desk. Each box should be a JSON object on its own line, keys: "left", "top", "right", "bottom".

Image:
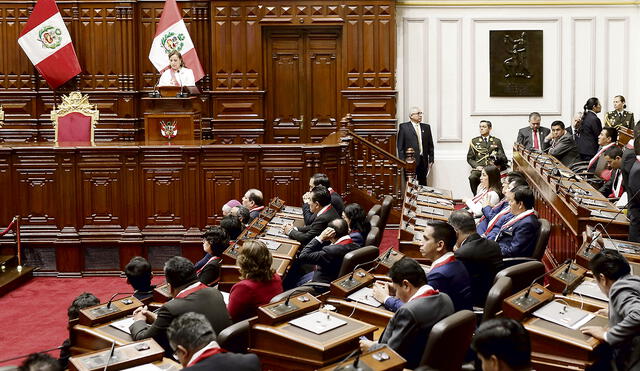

{"left": 282, "top": 206, "right": 303, "bottom": 215}
{"left": 604, "top": 239, "right": 640, "bottom": 255}
{"left": 415, "top": 218, "right": 428, "bottom": 227}
{"left": 590, "top": 209, "right": 620, "bottom": 219}
{"left": 270, "top": 216, "right": 295, "bottom": 225}
{"left": 289, "top": 311, "right": 347, "bottom": 334}
{"left": 579, "top": 198, "right": 608, "bottom": 208}
{"left": 259, "top": 238, "right": 282, "bottom": 250}
{"left": 266, "top": 227, "right": 289, "bottom": 239}
{"left": 573, "top": 281, "right": 608, "bottom": 302}
{"left": 420, "top": 207, "right": 444, "bottom": 217}
{"left": 347, "top": 287, "right": 382, "bottom": 307}
{"left": 533, "top": 300, "right": 595, "bottom": 330}
{"left": 109, "top": 316, "right": 135, "bottom": 334}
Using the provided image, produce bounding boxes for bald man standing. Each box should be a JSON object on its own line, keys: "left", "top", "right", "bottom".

{"left": 397, "top": 106, "right": 434, "bottom": 185}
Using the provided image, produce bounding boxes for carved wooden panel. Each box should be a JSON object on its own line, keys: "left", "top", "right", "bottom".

{"left": 142, "top": 167, "right": 186, "bottom": 228}
{"left": 15, "top": 168, "right": 58, "bottom": 226}
{"left": 203, "top": 168, "right": 244, "bottom": 225}
{"left": 79, "top": 168, "right": 122, "bottom": 227}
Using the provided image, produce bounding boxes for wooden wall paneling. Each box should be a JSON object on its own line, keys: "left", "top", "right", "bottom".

{"left": 182, "top": 147, "right": 202, "bottom": 239}
{"left": 0, "top": 93, "right": 39, "bottom": 142}
{"left": 210, "top": 92, "right": 264, "bottom": 143}
{"left": 0, "top": 149, "right": 13, "bottom": 228}
{"left": 138, "top": 2, "right": 162, "bottom": 91}
{"left": 0, "top": 4, "right": 35, "bottom": 91}
{"left": 307, "top": 30, "right": 340, "bottom": 143}
{"left": 200, "top": 146, "right": 245, "bottom": 225}
{"left": 55, "top": 149, "right": 82, "bottom": 274}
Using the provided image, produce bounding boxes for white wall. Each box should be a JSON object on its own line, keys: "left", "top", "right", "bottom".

{"left": 396, "top": 1, "right": 640, "bottom": 198}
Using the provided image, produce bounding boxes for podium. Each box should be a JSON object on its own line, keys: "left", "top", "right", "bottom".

{"left": 141, "top": 96, "right": 201, "bottom": 141}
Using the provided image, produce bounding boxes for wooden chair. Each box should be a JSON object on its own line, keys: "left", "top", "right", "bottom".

{"left": 479, "top": 276, "right": 513, "bottom": 322}
{"left": 494, "top": 261, "right": 545, "bottom": 294}
{"left": 366, "top": 204, "right": 381, "bottom": 222}
{"left": 502, "top": 218, "right": 551, "bottom": 267}
{"left": 420, "top": 310, "right": 476, "bottom": 371}
{"left": 216, "top": 317, "right": 254, "bottom": 353}
{"left": 365, "top": 226, "right": 382, "bottom": 247}
{"left": 369, "top": 214, "right": 381, "bottom": 229}
{"left": 51, "top": 91, "right": 98, "bottom": 143}
{"left": 379, "top": 195, "right": 394, "bottom": 231}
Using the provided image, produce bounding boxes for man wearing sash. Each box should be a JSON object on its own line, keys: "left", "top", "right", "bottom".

{"left": 283, "top": 185, "right": 339, "bottom": 246}
{"left": 495, "top": 187, "right": 540, "bottom": 258}
{"left": 242, "top": 188, "right": 265, "bottom": 222}
{"left": 168, "top": 312, "right": 260, "bottom": 370}
{"left": 302, "top": 173, "right": 344, "bottom": 225}
{"left": 587, "top": 127, "right": 618, "bottom": 179}
{"left": 130, "top": 257, "right": 231, "bottom": 356}
{"left": 598, "top": 146, "right": 625, "bottom": 199}
{"left": 477, "top": 176, "right": 527, "bottom": 237}
{"left": 359, "top": 258, "right": 454, "bottom": 369}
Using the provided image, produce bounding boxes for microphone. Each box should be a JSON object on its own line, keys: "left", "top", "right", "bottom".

{"left": 149, "top": 82, "right": 159, "bottom": 97}
{"left": 584, "top": 230, "right": 601, "bottom": 255}
{"left": 106, "top": 291, "right": 150, "bottom": 309}
{"left": 516, "top": 259, "right": 570, "bottom": 305}
{"left": 103, "top": 340, "right": 116, "bottom": 371}
{"left": 333, "top": 349, "right": 370, "bottom": 371}
{"left": 283, "top": 289, "right": 311, "bottom": 308}
{"left": 590, "top": 187, "right": 640, "bottom": 251}
{"left": 404, "top": 214, "right": 416, "bottom": 229}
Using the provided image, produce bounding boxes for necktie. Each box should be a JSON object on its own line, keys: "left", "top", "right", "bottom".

{"left": 413, "top": 123, "right": 423, "bottom": 155}
{"left": 533, "top": 129, "right": 540, "bottom": 150}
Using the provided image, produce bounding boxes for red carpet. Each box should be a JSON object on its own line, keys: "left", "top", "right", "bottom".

{"left": 0, "top": 230, "right": 398, "bottom": 366}
{"left": 0, "top": 275, "right": 165, "bottom": 366}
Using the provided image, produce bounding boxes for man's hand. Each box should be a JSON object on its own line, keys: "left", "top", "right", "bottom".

{"left": 318, "top": 227, "right": 335, "bottom": 242}
{"left": 302, "top": 192, "right": 311, "bottom": 203}
{"left": 359, "top": 338, "right": 376, "bottom": 352}
{"left": 476, "top": 166, "right": 483, "bottom": 171}
{"left": 132, "top": 306, "right": 156, "bottom": 323}
{"left": 372, "top": 281, "right": 390, "bottom": 304}
{"left": 595, "top": 308, "right": 608, "bottom": 317}
{"left": 282, "top": 224, "right": 294, "bottom": 235}
{"left": 545, "top": 132, "right": 553, "bottom": 141}
{"left": 580, "top": 326, "right": 607, "bottom": 341}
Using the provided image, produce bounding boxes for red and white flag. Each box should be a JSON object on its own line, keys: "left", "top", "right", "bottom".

{"left": 17, "top": 0, "right": 81, "bottom": 90}
{"left": 149, "top": 0, "right": 204, "bottom": 82}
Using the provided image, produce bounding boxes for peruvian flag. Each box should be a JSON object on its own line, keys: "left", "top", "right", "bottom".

{"left": 17, "top": 0, "right": 81, "bottom": 90}
{"left": 148, "top": 0, "right": 204, "bottom": 82}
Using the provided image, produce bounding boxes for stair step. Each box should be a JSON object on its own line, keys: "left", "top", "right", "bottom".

{"left": 0, "top": 265, "right": 34, "bottom": 297}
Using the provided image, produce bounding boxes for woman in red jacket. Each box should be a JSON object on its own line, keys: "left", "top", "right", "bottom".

{"left": 227, "top": 240, "right": 283, "bottom": 322}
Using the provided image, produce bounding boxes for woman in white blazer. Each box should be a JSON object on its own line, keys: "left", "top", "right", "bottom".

{"left": 158, "top": 50, "right": 195, "bottom": 87}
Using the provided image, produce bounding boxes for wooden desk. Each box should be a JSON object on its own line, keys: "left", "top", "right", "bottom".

{"left": 326, "top": 297, "right": 393, "bottom": 336}
{"left": 317, "top": 345, "right": 406, "bottom": 371}
{"left": 71, "top": 318, "right": 135, "bottom": 352}
{"left": 250, "top": 310, "right": 377, "bottom": 370}
{"left": 219, "top": 257, "right": 289, "bottom": 291}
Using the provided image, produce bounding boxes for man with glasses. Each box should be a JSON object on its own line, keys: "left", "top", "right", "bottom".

{"left": 397, "top": 106, "right": 434, "bottom": 185}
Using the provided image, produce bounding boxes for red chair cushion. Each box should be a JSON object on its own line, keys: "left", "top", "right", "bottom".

{"left": 57, "top": 112, "right": 92, "bottom": 142}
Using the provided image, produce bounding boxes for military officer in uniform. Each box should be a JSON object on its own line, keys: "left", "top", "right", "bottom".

{"left": 467, "top": 120, "right": 506, "bottom": 195}
{"left": 604, "top": 95, "right": 635, "bottom": 131}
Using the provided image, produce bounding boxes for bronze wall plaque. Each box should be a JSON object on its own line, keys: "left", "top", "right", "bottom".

{"left": 490, "top": 30, "right": 543, "bottom": 97}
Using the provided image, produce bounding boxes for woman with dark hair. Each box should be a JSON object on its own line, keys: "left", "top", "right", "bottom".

{"left": 197, "top": 226, "right": 229, "bottom": 286}
{"left": 227, "top": 240, "right": 283, "bottom": 322}
{"left": 158, "top": 50, "right": 195, "bottom": 87}
{"left": 220, "top": 214, "right": 243, "bottom": 240}
{"left": 576, "top": 97, "right": 603, "bottom": 161}
{"left": 465, "top": 165, "right": 503, "bottom": 217}
{"left": 342, "top": 203, "right": 371, "bottom": 246}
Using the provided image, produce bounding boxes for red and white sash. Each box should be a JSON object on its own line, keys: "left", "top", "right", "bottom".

{"left": 471, "top": 190, "right": 489, "bottom": 204}
{"left": 484, "top": 208, "right": 512, "bottom": 235}
{"left": 196, "top": 256, "right": 222, "bottom": 275}
{"left": 175, "top": 281, "right": 208, "bottom": 299}
{"left": 588, "top": 143, "right": 614, "bottom": 170}
{"left": 317, "top": 205, "right": 332, "bottom": 216}
{"left": 409, "top": 285, "right": 439, "bottom": 302}
{"left": 335, "top": 236, "right": 353, "bottom": 246}
{"left": 431, "top": 252, "right": 456, "bottom": 270}
{"left": 187, "top": 342, "right": 226, "bottom": 367}
{"left": 499, "top": 209, "right": 535, "bottom": 232}
{"left": 250, "top": 205, "right": 265, "bottom": 213}
{"left": 478, "top": 199, "right": 507, "bottom": 223}
{"left": 612, "top": 171, "right": 623, "bottom": 198}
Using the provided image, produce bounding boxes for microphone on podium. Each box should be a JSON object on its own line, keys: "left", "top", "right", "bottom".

{"left": 515, "top": 259, "right": 570, "bottom": 306}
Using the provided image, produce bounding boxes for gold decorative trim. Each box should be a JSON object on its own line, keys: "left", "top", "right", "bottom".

{"left": 398, "top": 0, "right": 638, "bottom": 6}
{"left": 50, "top": 91, "right": 98, "bottom": 142}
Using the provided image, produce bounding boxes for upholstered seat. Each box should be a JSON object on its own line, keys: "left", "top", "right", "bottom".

{"left": 51, "top": 91, "right": 98, "bottom": 143}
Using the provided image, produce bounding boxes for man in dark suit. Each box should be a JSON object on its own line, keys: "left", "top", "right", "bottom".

{"left": 283, "top": 185, "right": 339, "bottom": 246}
{"left": 467, "top": 120, "right": 506, "bottom": 194}
{"left": 396, "top": 106, "right": 434, "bottom": 185}
{"left": 130, "top": 256, "right": 232, "bottom": 357}
{"left": 599, "top": 146, "right": 624, "bottom": 198}
{"left": 581, "top": 251, "right": 640, "bottom": 370}
{"left": 282, "top": 219, "right": 360, "bottom": 290}
{"left": 495, "top": 187, "right": 540, "bottom": 258}
{"left": 241, "top": 188, "right": 264, "bottom": 222}
{"left": 360, "top": 258, "right": 455, "bottom": 369}
{"left": 168, "top": 312, "right": 260, "bottom": 370}
{"left": 627, "top": 148, "right": 640, "bottom": 242}
{"left": 302, "top": 173, "right": 344, "bottom": 225}
{"left": 586, "top": 127, "right": 617, "bottom": 177}
{"left": 544, "top": 120, "right": 580, "bottom": 167}
{"left": 449, "top": 210, "right": 503, "bottom": 307}
{"left": 575, "top": 98, "right": 603, "bottom": 161}
{"left": 516, "top": 112, "right": 550, "bottom": 151}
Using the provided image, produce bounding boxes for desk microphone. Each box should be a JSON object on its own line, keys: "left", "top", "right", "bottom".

{"left": 517, "top": 259, "right": 571, "bottom": 303}
{"left": 591, "top": 187, "right": 640, "bottom": 250}
{"left": 149, "top": 82, "right": 159, "bottom": 97}
{"left": 404, "top": 214, "right": 416, "bottom": 229}
{"left": 103, "top": 340, "right": 116, "bottom": 371}
{"left": 279, "top": 289, "right": 311, "bottom": 309}
{"left": 106, "top": 290, "right": 151, "bottom": 309}
{"left": 334, "top": 349, "right": 371, "bottom": 371}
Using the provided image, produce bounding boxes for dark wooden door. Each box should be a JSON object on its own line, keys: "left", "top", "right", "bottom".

{"left": 265, "top": 28, "right": 340, "bottom": 143}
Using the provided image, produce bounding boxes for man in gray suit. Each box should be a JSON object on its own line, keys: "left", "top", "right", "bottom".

{"left": 516, "top": 112, "right": 550, "bottom": 151}
{"left": 544, "top": 120, "right": 579, "bottom": 167}
{"left": 130, "top": 256, "right": 231, "bottom": 357}
{"left": 359, "top": 258, "right": 454, "bottom": 369}
{"left": 581, "top": 250, "right": 640, "bottom": 370}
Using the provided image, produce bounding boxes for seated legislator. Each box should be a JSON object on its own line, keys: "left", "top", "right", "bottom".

{"left": 196, "top": 226, "right": 229, "bottom": 287}
{"left": 342, "top": 203, "right": 371, "bottom": 246}
{"left": 302, "top": 173, "right": 344, "bottom": 224}
{"left": 464, "top": 164, "right": 503, "bottom": 217}
{"left": 241, "top": 188, "right": 264, "bottom": 222}
{"left": 21, "top": 353, "right": 62, "bottom": 371}
{"left": 449, "top": 210, "right": 503, "bottom": 308}
{"left": 516, "top": 112, "right": 550, "bottom": 151}
{"left": 494, "top": 187, "right": 540, "bottom": 258}
{"left": 544, "top": 120, "right": 580, "bottom": 167}
{"left": 59, "top": 293, "right": 100, "bottom": 369}
{"left": 227, "top": 240, "right": 283, "bottom": 322}
{"left": 157, "top": 50, "right": 196, "bottom": 87}
{"left": 477, "top": 175, "right": 528, "bottom": 237}
{"left": 222, "top": 199, "right": 241, "bottom": 216}
{"left": 168, "top": 312, "right": 261, "bottom": 371}
{"left": 467, "top": 120, "right": 506, "bottom": 195}
{"left": 359, "top": 258, "right": 455, "bottom": 369}
{"left": 130, "top": 256, "right": 231, "bottom": 356}
{"left": 283, "top": 185, "right": 339, "bottom": 246}
{"left": 220, "top": 214, "right": 243, "bottom": 241}
{"left": 472, "top": 318, "right": 532, "bottom": 371}
{"left": 231, "top": 205, "right": 251, "bottom": 228}
{"left": 124, "top": 256, "right": 155, "bottom": 301}
{"left": 580, "top": 251, "right": 640, "bottom": 371}
{"left": 379, "top": 221, "right": 472, "bottom": 312}
{"left": 587, "top": 127, "right": 617, "bottom": 179}
{"left": 282, "top": 218, "right": 360, "bottom": 290}
{"left": 599, "top": 146, "right": 625, "bottom": 198}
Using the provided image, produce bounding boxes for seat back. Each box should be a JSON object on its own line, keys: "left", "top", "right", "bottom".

{"left": 369, "top": 215, "right": 381, "bottom": 229}
{"left": 364, "top": 226, "right": 382, "bottom": 247}
{"left": 366, "top": 205, "right": 381, "bottom": 223}
{"left": 494, "top": 261, "right": 545, "bottom": 293}
{"left": 379, "top": 195, "right": 394, "bottom": 231}
{"left": 51, "top": 91, "right": 98, "bottom": 143}
{"left": 338, "top": 245, "right": 380, "bottom": 276}
{"left": 216, "top": 318, "right": 253, "bottom": 353}
{"left": 532, "top": 218, "right": 551, "bottom": 260}
{"left": 420, "top": 310, "right": 476, "bottom": 370}
{"left": 483, "top": 276, "right": 513, "bottom": 322}
{"left": 269, "top": 286, "right": 316, "bottom": 303}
